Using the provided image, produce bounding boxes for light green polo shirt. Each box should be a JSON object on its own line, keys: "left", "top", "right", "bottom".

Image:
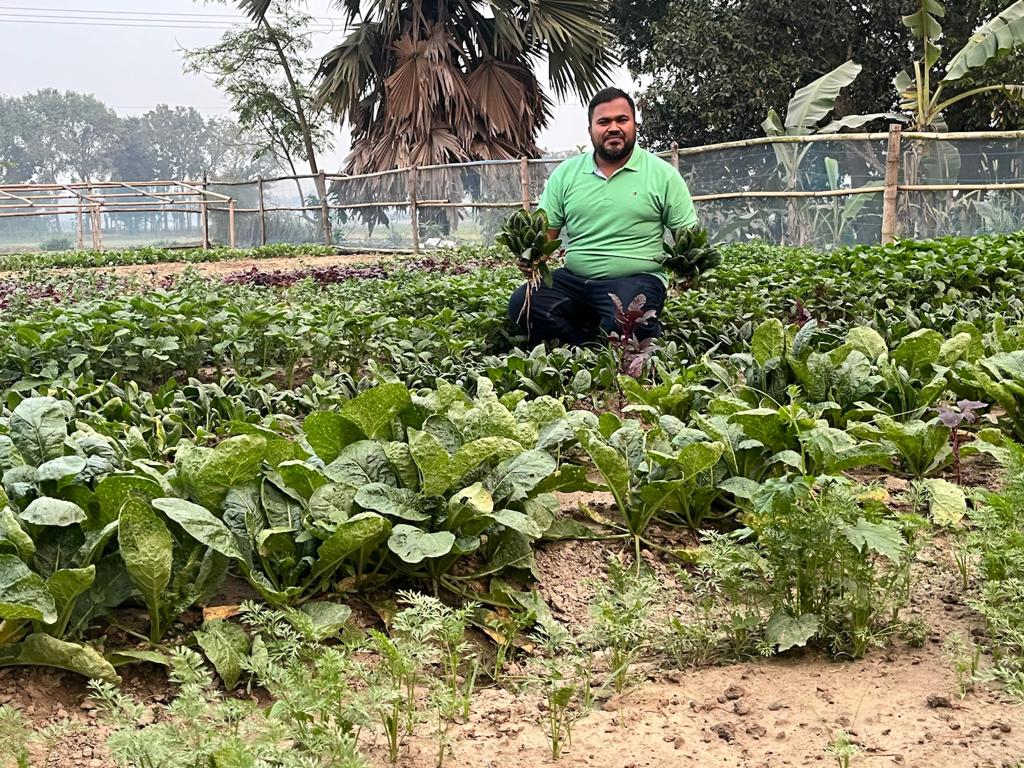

{"left": 538, "top": 146, "right": 698, "bottom": 283}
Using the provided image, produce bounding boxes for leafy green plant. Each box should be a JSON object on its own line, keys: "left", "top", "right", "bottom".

{"left": 496, "top": 208, "right": 561, "bottom": 322}
{"left": 825, "top": 729, "right": 862, "bottom": 768}
{"left": 943, "top": 631, "right": 980, "bottom": 698}
{"left": 575, "top": 421, "right": 724, "bottom": 560}
{"left": 585, "top": 558, "right": 661, "bottom": 693}
{"left": 732, "top": 476, "right": 919, "bottom": 658}
{"left": 657, "top": 225, "right": 723, "bottom": 289}
{"left": 91, "top": 646, "right": 369, "bottom": 768}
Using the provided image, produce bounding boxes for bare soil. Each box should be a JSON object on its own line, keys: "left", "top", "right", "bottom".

{"left": 0, "top": 252, "right": 390, "bottom": 284}
{"left": 5, "top": 519, "right": 1023, "bottom": 768}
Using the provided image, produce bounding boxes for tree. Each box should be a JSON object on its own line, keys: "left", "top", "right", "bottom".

{"left": 184, "top": 2, "right": 333, "bottom": 179}
{"left": 238, "top": 0, "right": 614, "bottom": 172}
{"left": 20, "top": 89, "right": 119, "bottom": 182}
{"left": 613, "top": 0, "right": 1024, "bottom": 149}
{"left": 0, "top": 96, "right": 34, "bottom": 183}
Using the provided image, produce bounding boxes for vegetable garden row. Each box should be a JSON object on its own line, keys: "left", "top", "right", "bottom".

{"left": 1, "top": 233, "right": 1023, "bottom": 766}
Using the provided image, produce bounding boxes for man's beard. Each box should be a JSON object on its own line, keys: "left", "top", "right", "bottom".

{"left": 593, "top": 133, "right": 635, "bottom": 163}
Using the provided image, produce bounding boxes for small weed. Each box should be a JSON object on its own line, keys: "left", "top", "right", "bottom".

{"left": 825, "top": 729, "right": 862, "bottom": 768}
{"left": 586, "top": 558, "right": 661, "bottom": 693}
{"left": 943, "top": 631, "right": 980, "bottom": 697}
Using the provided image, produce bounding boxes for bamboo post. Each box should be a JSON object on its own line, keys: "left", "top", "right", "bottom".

{"left": 409, "top": 165, "right": 420, "bottom": 254}
{"left": 881, "top": 124, "right": 903, "bottom": 245}
{"left": 520, "top": 156, "right": 531, "bottom": 210}
{"left": 92, "top": 205, "right": 103, "bottom": 250}
{"left": 228, "top": 198, "right": 237, "bottom": 249}
{"left": 671, "top": 141, "right": 679, "bottom": 173}
{"left": 257, "top": 177, "right": 267, "bottom": 246}
{"left": 318, "top": 170, "right": 333, "bottom": 247}
{"left": 75, "top": 201, "right": 84, "bottom": 249}
{"left": 201, "top": 174, "right": 210, "bottom": 249}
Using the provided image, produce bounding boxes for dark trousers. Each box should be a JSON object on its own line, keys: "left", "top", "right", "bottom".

{"left": 508, "top": 268, "right": 667, "bottom": 347}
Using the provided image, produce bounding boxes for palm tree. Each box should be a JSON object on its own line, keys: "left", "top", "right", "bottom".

{"left": 239, "top": 0, "right": 614, "bottom": 172}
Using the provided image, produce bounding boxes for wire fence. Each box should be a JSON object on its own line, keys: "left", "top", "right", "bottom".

{"left": 2, "top": 128, "right": 1023, "bottom": 254}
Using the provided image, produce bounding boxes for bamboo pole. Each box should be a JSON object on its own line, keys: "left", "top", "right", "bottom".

{"left": 693, "top": 186, "right": 885, "bottom": 202}
{"left": 881, "top": 124, "right": 903, "bottom": 245}
{"left": 201, "top": 175, "right": 210, "bottom": 249}
{"left": 228, "top": 198, "right": 237, "bottom": 249}
{"left": 671, "top": 141, "right": 679, "bottom": 171}
{"left": 520, "top": 157, "right": 531, "bottom": 210}
{"left": 76, "top": 202, "right": 84, "bottom": 249}
{"left": 318, "top": 170, "right": 333, "bottom": 247}
{"left": 409, "top": 165, "right": 420, "bottom": 255}
{"left": 899, "top": 182, "right": 1024, "bottom": 191}
{"left": 257, "top": 177, "right": 267, "bottom": 246}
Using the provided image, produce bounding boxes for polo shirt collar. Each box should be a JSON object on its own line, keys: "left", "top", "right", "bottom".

{"left": 585, "top": 146, "right": 643, "bottom": 179}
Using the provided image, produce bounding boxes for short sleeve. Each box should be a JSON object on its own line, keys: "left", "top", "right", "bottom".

{"left": 663, "top": 169, "right": 698, "bottom": 231}
{"left": 537, "top": 165, "right": 566, "bottom": 230}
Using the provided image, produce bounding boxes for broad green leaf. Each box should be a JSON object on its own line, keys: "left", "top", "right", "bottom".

{"left": 0, "top": 554, "right": 57, "bottom": 623}
{"left": 339, "top": 383, "right": 411, "bottom": 439}
{"left": 843, "top": 517, "right": 905, "bottom": 560}
{"left": 153, "top": 498, "right": 246, "bottom": 561}
{"left": 0, "top": 633, "right": 118, "bottom": 682}
{"left": 387, "top": 524, "right": 455, "bottom": 564}
{"left": 306, "top": 483, "right": 356, "bottom": 531}
{"left": 325, "top": 441, "right": 398, "bottom": 488}
{"left": 354, "top": 483, "right": 427, "bottom": 521}
{"left": 717, "top": 476, "right": 761, "bottom": 501}
{"left": 893, "top": 328, "right": 943, "bottom": 376}
{"left": 485, "top": 450, "right": 557, "bottom": 503}
{"left": 784, "top": 61, "right": 862, "bottom": 134}
{"left": 676, "top": 441, "right": 725, "bottom": 480}
{"left": 902, "top": 0, "right": 944, "bottom": 67}
{"left": 175, "top": 436, "right": 267, "bottom": 511}
{"left": 751, "top": 318, "right": 786, "bottom": 366}
{"left": 408, "top": 428, "right": 453, "bottom": 497}
{"left": 109, "top": 649, "right": 171, "bottom": 667}
{"left": 9, "top": 397, "right": 67, "bottom": 467}
{"left": 295, "top": 601, "right": 352, "bottom": 641}
{"left": 94, "top": 474, "right": 164, "bottom": 527}
{"left": 938, "top": 333, "right": 974, "bottom": 367}
{"left": 275, "top": 461, "right": 328, "bottom": 502}
{"left": 516, "top": 396, "right": 567, "bottom": 427}
{"left": 450, "top": 437, "right": 524, "bottom": 487}
{"left": 575, "top": 429, "right": 631, "bottom": 514}
{"left": 19, "top": 497, "right": 87, "bottom": 528}
{"left": 845, "top": 327, "right": 887, "bottom": 360}
{"left": 447, "top": 483, "right": 496, "bottom": 536}
{"left": 765, "top": 611, "right": 819, "bottom": 652}
{"left": 492, "top": 509, "right": 544, "bottom": 539}
{"left": 382, "top": 441, "right": 419, "bottom": 491}
{"left": 260, "top": 478, "right": 303, "bottom": 530}
{"left": 36, "top": 456, "right": 87, "bottom": 484}
{"left": 45, "top": 566, "right": 95, "bottom": 627}
{"left": 195, "top": 619, "right": 250, "bottom": 689}
{"left": 307, "top": 513, "right": 390, "bottom": 584}
{"left": 534, "top": 465, "right": 601, "bottom": 494}
{"left": 118, "top": 498, "right": 173, "bottom": 630}
{"left": 480, "top": 528, "right": 537, "bottom": 578}
{"left": 944, "top": 1, "right": 1024, "bottom": 81}
{"left": 0, "top": 507, "right": 35, "bottom": 561}
{"left": 227, "top": 422, "right": 303, "bottom": 469}
{"left": 302, "top": 412, "right": 364, "bottom": 464}
{"left": 921, "top": 478, "right": 967, "bottom": 526}
{"left": 730, "top": 408, "right": 790, "bottom": 454}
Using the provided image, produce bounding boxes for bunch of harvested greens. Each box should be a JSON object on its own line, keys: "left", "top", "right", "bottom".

{"left": 496, "top": 208, "right": 561, "bottom": 322}
{"left": 657, "top": 225, "right": 722, "bottom": 288}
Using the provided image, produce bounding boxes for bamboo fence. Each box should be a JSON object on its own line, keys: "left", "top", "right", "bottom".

{"left": 2, "top": 127, "right": 1023, "bottom": 252}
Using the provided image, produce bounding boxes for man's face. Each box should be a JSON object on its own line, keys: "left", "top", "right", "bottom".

{"left": 590, "top": 98, "right": 636, "bottom": 163}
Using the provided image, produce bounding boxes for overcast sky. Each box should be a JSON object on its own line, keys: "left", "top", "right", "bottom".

{"left": 0, "top": 0, "right": 638, "bottom": 169}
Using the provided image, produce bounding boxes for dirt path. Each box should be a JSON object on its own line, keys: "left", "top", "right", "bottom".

{"left": 0, "top": 252, "right": 397, "bottom": 283}
{"left": 4, "top": 530, "right": 1022, "bottom": 768}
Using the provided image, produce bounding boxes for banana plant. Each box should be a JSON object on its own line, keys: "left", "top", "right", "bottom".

{"left": 896, "top": 0, "right": 1024, "bottom": 132}
{"left": 761, "top": 60, "right": 904, "bottom": 244}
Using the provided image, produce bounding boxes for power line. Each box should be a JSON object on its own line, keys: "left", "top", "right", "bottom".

{"left": 0, "top": 4, "right": 347, "bottom": 21}
{"left": 0, "top": 9, "right": 343, "bottom": 31}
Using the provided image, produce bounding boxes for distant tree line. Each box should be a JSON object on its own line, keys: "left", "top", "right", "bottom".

{"left": 0, "top": 89, "right": 281, "bottom": 185}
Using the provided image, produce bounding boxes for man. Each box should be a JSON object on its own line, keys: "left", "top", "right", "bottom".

{"left": 508, "top": 87, "right": 699, "bottom": 346}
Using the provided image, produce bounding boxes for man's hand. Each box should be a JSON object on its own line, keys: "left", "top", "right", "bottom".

{"left": 517, "top": 261, "right": 534, "bottom": 278}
